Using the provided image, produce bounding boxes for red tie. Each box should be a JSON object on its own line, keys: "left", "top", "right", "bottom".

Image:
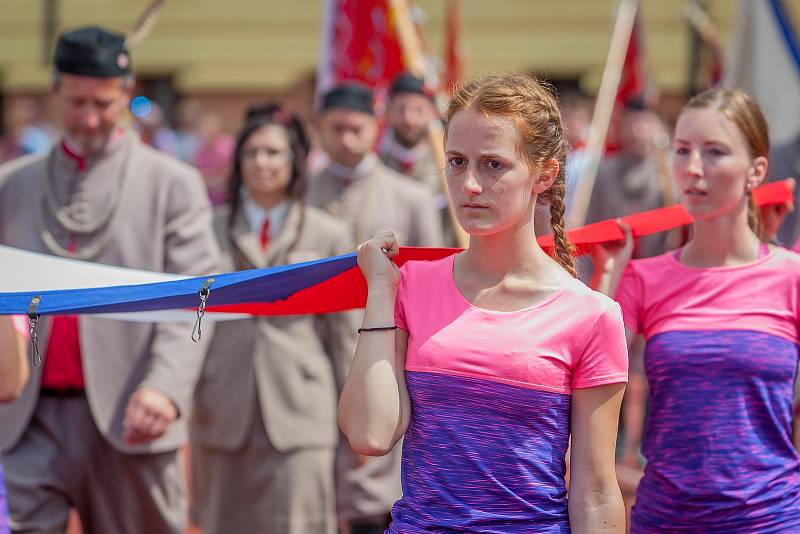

{"left": 61, "top": 140, "right": 87, "bottom": 172}
{"left": 259, "top": 218, "right": 270, "bottom": 251}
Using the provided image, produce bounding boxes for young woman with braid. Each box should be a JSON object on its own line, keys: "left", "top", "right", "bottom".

{"left": 592, "top": 87, "right": 800, "bottom": 532}
{"left": 339, "top": 73, "right": 628, "bottom": 532}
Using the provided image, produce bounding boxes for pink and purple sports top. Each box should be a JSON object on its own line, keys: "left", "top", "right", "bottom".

{"left": 617, "top": 246, "right": 800, "bottom": 533}
{"left": 387, "top": 255, "right": 628, "bottom": 533}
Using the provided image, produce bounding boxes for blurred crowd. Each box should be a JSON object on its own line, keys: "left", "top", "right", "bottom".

{"left": 1, "top": 47, "right": 799, "bottom": 532}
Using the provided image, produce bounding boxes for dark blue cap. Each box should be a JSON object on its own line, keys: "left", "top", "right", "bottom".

{"left": 54, "top": 26, "right": 131, "bottom": 78}
{"left": 321, "top": 83, "right": 374, "bottom": 115}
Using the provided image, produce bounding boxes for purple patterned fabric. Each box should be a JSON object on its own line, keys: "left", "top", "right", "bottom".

{"left": 0, "top": 463, "right": 8, "bottom": 534}
{"left": 631, "top": 330, "right": 800, "bottom": 533}
{"left": 388, "top": 371, "right": 571, "bottom": 533}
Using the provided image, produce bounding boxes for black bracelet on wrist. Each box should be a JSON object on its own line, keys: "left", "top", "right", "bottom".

{"left": 357, "top": 325, "right": 398, "bottom": 334}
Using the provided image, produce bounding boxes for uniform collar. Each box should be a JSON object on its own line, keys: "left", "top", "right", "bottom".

{"left": 326, "top": 153, "right": 378, "bottom": 184}
{"left": 241, "top": 192, "right": 290, "bottom": 239}
{"left": 381, "top": 130, "right": 428, "bottom": 164}
{"left": 60, "top": 127, "right": 130, "bottom": 172}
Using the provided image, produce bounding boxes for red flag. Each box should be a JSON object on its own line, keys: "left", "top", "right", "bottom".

{"left": 685, "top": 0, "right": 725, "bottom": 91}
{"left": 317, "top": 0, "right": 408, "bottom": 99}
{"left": 605, "top": 10, "right": 650, "bottom": 154}
{"left": 615, "top": 13, "right": 646, "bottom": 106}
{"left": 443, "top": 0, "right": 464, "bottom": 94}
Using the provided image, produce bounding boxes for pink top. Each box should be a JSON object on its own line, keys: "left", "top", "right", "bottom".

{"left": 616, "top": 247, "right": 800, "bottom": 343}
{"left": 395, "top": 253, "right": 628, "bottom": 394}
{"left": 615, "top": 247, "right": 800, "bottom": 531}
{"left": 388, "top": 254, "right": 628, "bottom": 532}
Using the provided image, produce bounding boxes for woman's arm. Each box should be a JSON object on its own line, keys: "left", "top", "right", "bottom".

{"left": 568, "top": 383, "right": 627, "bottom": 534}
{"left": 338, "top": 231, "right": 411, "bottom": 456}
{"left": 590, "top": 220, "right": 633, "bottom": 298}
{"left": 619, "top": 330, "right": 646, "bottom": 469}
{"left": 0, "top": 316, "right": 30, "bottom": 403}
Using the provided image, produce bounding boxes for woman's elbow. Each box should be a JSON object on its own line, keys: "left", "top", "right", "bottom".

{"left": 346, "top": 434, "right": 394, "bottom": 457}
{"left": 338, "top": 409, "right": 396, "bottom": 456}
{"left": 0, "top": 380, "right": 25, "bottom": 403}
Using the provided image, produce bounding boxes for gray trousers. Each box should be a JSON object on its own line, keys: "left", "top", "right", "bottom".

{"left": 190, "top": 399, "right": 336, "bottom": 534}
{"left": 3, "top": 396, "right": 186, "bottom": 534}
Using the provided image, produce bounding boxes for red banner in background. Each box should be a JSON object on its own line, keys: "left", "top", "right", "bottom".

{"left": 317, "top": 0, "right": 407, "bottom": 98}
{"left": 605, "top": 9, "right": 652, "bottom": 155}
{"left": 443, "top": 0, "right": 464, "bottom": 95}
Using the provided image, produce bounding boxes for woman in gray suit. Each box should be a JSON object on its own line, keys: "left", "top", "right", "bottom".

{"left": 189, "top": 105, "right": 356, "bottom": 534}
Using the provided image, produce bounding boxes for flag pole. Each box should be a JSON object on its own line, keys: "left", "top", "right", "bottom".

{"left": 388, "top": 0, "right": 469, "bottom": 248}
{"left": 567, "top": 0, "right": 640, "bottom": 228}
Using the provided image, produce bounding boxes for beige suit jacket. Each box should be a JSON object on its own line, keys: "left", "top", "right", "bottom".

{"left": 0, "top": 131, "right": 220, "bottom": 453}
{"left": 307, "top": 155, "right": 444, "bottom": 247}
{"left": 190, "top": 201, "right": 357, "bottom": 453}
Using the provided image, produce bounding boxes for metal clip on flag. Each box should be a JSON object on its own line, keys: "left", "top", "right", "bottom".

{"left": 27, "top": 296, "right": 42, "bottom": 368}
{"left": 191, "top": 277, "right": 215, "bottom": 343}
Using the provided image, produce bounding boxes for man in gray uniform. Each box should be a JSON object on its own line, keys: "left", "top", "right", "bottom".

{"left": 0, "top": 26, "right": 219, "bottom": 533}
{"left": 768, "top": 132, "right": 800, "bottom": 246}
{"left": 380, "top": 73, "right": 460, "bottom": 246}
{"left": 308, "top": 83, "right": 443, "bottom": 534}
{"left": 379, "top": 74, "right": 443, "bottom": 195}
{"left": 585, "top": 99, "right": 678, "bottom": 260}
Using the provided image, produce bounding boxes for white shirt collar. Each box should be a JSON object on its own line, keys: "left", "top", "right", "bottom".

{"left": 326, "top": 153, "right": 378, "bottom": 182}
{"left": 241, "top": 192, "right": 290, "bottom": 238}
{"left": 381, "top": 129, "right": 428, "bottom": 163}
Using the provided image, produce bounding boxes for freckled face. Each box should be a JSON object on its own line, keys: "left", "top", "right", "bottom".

{"left": 445, "top": 109, "right": 542, "bottom": 236}
{"left": 672, "top": 108, "right": 766, "bottom": 221}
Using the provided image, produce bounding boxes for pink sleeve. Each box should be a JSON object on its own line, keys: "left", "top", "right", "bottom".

{"left": 11, "top": 315, "right": 29, "bottom": 339}
{"left": 572, "top": 302, "right": 629, "bottom": 389}
{"left": 614, "top": 264, "right": 642, "bottom": 334}
{"left": 394, "top": 265, "right": 409, "bottom": 332}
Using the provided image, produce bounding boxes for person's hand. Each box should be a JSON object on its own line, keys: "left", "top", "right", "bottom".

{"left": 122, "top": 386, "right": 178, "bottom": 445}
{"left": 590, "top": 219, "right": 634, "bottom": 274}
{"left": 760, "top": 178, "right": 795, "bottom": 242}
{"left": 356, "top": 231, "right": 400, "bottom": 291}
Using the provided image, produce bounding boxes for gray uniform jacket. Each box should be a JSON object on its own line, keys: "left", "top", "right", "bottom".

{"left": 586, "top": 154, "right": 676, "bottom": 259}
{"left": 0, "top": 130, "right": 220, "bottom": 454}
{"left": 308, "top": 154, "right": 444, "bottom": 247}
{"left": 190, "top": 201, "right": 357, "bottom": 452}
